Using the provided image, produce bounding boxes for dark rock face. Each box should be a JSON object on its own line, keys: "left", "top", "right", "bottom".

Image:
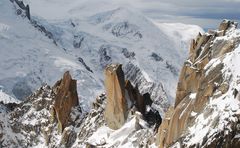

{"left": 110, "top": 21, "right": 143, "bottom": 40}
{"left": 125, "top": 80, "right": 162, "bottom": 130}
{"left": 31, "top": 20, "right": 56, "bottom": 44}
{"left": 125, "top": 80, "right": 145, "bottom": 114}
{"left": 99, "top": 45, "right": 112, "bottom": 68}
{"left": 151, "top": 52, "right": 163, "bottom": 62}
{"left": 77, "top": 57, "right": 93, "bottom": 73}
{"left": 73, "top": 35, "right": 84, "bottom": 48}
{"left": 122, "top": 48, "right": 135, "bottom": 59}
{"left": 52, "top": 71, "right": 79, "bottom": 132}
{"left": 12, "top": 0, "right": 30, "bottom": 20}
{"left": 145, "top": 107, "right": 162, "bottom": 131}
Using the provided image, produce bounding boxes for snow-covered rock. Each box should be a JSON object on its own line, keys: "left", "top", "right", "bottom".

{"left": 157, "top": 20, "right": 240, "bottom": 148}
{"left": 0, "top": 79, "right": 157, "bottom": 147}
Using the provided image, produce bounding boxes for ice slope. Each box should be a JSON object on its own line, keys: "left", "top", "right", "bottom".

{"left": 0, "top": 0, "right": 102, "bottom": 110}
{"left": 0, "top": 0, "right": 203, "bottom": 113}
{"left": 153, "top": 22, "right": 204, "bottom": 59}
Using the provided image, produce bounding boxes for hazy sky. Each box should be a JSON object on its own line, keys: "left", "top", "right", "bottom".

{"left": 23, "top": 0, "right": 240, "bottom": 29}
{"left": 116, "top": 0, "right": 240, "bottom": 29}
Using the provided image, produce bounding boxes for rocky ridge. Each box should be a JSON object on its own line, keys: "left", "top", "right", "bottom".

{"left": 52, "top": 71, "right": 79, "bottom": 132}
{"left": 0, "top": 68, "right": 161, "bottom": 147}
{"left": 157, "top": 20, "right": 240, "bottom": 148}
{"left": 0, "top": 72, "right": 82, "bottom": 147}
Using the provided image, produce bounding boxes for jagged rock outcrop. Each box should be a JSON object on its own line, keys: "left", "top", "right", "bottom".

{"left": 0, "top": 68, "right": 160, "bottom": 147}
{"left": 104, "top": 64, "right": 162, "bottom": 130}
{"left": 1, "top": 85, "right": 55, "bottom": 147}
{"left": 0, "top": 73, "right": 82, "bottom": 147}
{"left": 104, "top": 64, "right": 128, "bottom": 129}
{"left": 157, "top": 20, "right": 240, "bottom": 148}
{"left": 52, "top": 71, "right": 79, "bottom": 132}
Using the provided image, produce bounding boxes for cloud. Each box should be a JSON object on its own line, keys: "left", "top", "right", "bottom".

{"left": 112, "top": 0, "right": 240, "bottom": 29}
{"left": 24, "top": 0, "right": 239, "bottom": 29}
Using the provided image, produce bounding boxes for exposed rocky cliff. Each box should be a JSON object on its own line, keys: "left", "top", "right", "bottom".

{"left": 104, "top": 64, "right": 128, "bottom": 129}
{"left": 52, "top": 71, "right": 79, "bottom": 132}
{"left": 104, "top": 64, "right": 162, "bottom": 130}
{"left": 157, "top": 20, "right": 240, "bottom": 148}
{"left": 0, "top": 72, "right": 82, "bottom": 147}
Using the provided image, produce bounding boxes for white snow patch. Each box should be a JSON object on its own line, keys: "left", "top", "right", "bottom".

{"left": 204, "top": 58, "right": 222, "bottom": 76}
{"left": 53, "top": 57, "right": 83, "bottom": 70}
{"left": 190, "top": 111, "right": 197, "bottom": 117}
{"left": 0, "top": 90, "right": 20, "bottom": 104}
{"left": 88, "top": 116, "right": 149, "bottom": 147}
{"left": 189, "top": 93, "right": 197, "bottom": 100}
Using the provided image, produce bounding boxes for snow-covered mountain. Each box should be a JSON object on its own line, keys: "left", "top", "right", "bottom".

{"left": 0, "top": 0, "right": 203, "bottom": 114}
{"left": 1, "top": 20, "right": 240, "bottom": 147}
{"left": 1, "top": 1, "right": 240, "bottom": 148}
